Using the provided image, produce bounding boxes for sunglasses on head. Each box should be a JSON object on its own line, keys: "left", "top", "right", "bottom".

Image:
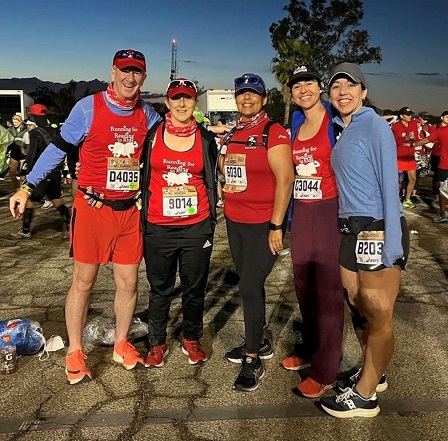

{"left": 234, "top": 75, "right": 263, "bottom": 87}
{"left": 114, "top": 50, "right": 145, "bottom": 61}
{"left": 166, "top": 79, "right": 197, "bottom": 92}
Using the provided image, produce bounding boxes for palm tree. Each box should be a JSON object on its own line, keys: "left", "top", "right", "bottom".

{"left": 271, "top": 39, "right": 312, "bottom": 125}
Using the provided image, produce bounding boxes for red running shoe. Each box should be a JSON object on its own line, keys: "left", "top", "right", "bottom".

{"left": 145, "top": 343, "right": 169, "bottom": 368}
{"left": 113, "top": 339, "right": 145, "bottom": 370}
{"left": 281, "top": 355, "right": 311, "bottom": 371}
{"left": 294, "top": 377, "right": 335, "bottom": 398}
{"left": 182, "top": 339, "right": 208, "bottom": 365}
{"left": 65, "top": 349, "right": 92, "bottom": 385}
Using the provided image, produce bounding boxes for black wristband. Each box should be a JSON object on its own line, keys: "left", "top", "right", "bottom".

{"left": 269, "top": 222, "right": 283, "bottom": 231}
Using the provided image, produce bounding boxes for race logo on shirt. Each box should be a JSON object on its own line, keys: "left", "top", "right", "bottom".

{"left": 293, "top": 146, "right": 321, "bottom": 176}
{"left": 108, "top": 125, "right": 139, "bottom": 158}
{"left": 161, "top": 159, "right": 195, "bottom": 186}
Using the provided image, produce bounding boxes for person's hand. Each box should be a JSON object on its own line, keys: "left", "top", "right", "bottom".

{"left": 9, "top": 189, "right": 30, "bottom": 219}
{"left": 75, "top": 161, "right": 81, "bottom": 174}
{"left": 268, "top": 230, "right": 283, "bottom": 255}
{"left": 207, "top": 125, "right": 232, "bottom": 134}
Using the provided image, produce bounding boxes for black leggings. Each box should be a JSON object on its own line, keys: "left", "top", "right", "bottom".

{"left": 225, "top": 218, "right": 277, "bottom": 353}
{"left": 144, "top": 219, "right": 214, "bottom": 346}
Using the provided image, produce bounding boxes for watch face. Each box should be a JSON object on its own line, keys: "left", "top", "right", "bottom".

{"left": 245, "top": 356, "right": 253, "bottom": 364}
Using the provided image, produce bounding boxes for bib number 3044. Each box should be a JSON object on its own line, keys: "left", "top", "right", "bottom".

{"left": 293, "top": 176, "right": 322, "bottom": 199}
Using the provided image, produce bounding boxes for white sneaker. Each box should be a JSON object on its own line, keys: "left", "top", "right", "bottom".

{"left": 41, "top": 200, "right": 54, "bottom": 210}
{"left": 14, "top": 230, "right": 31, "bottom": 239}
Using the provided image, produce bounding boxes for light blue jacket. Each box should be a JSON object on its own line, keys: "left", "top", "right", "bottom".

{"left": 330, "top": 106, "right": 404, "bottom": 267}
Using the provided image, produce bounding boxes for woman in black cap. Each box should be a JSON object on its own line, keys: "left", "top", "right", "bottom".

{"left": 281, "top": 64, "right": 344, "bottom": 398}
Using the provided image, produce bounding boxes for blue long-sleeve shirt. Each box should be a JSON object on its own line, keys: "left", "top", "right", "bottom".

{"left": 26, "top": 92, "right": 161, "bottom": 185}
{"left": 330, "top": 106, "right": 404, "bottom": 267}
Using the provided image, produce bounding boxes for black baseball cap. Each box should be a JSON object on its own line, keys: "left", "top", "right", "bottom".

{"left": 287, "top": 64, "right": 322, "bottom": 88}
{"left": 399, "top": 107, "right": 413, "bottom": 116}
{"left": 419, "top": 111, "right": 430, "bottom": 119}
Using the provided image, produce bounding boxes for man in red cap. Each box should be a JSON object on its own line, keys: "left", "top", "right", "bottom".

{"left": 10, "top": 49, "right": 162, "bottom": 385}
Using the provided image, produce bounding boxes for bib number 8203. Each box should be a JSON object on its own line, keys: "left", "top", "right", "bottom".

{"left": 356, "top": 240, "right": 383, "bottom": 256}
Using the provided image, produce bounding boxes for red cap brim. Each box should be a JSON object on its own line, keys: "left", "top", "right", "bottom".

{"left": 114, "top": 58, "right": 146, "bottom": 72}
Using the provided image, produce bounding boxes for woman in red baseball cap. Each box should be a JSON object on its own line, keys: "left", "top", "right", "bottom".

{"left": 140, "top": 78, "right": 219, "bottom": 368}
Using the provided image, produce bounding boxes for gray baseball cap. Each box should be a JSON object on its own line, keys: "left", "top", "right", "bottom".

{"left": 328, "top": 62, "right": 367, "bottom": 88}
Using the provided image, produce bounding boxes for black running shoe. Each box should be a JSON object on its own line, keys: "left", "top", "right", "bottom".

{"left": 233, "top": 356, "right": 265, "bottom": 392}
{"left": 336, "top": 368, "right": 388, "bottom": 393}
{"left": 320, "top": 386, "right": 380, "bottom": 418}
{"left": 225, "top": 338, "right": 273, "bottom": 364}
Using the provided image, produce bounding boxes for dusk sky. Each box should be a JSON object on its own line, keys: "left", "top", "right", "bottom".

{"left": 2, "top": 0, "right": 447, "bottom": 115}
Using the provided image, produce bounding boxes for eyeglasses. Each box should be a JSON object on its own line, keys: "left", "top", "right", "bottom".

{"left": 234, "top": 75, "right": 263, "bottom": 87}
{"left": 113, "top": 50, "right": 145, "bottom": 61}
{"left": 166, "top": 79, "right": 197, "bottom": 93}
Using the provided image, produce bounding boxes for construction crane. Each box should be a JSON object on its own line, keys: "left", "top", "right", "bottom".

{"left": 170, "top": 39, "right": 178, "bottom": 81}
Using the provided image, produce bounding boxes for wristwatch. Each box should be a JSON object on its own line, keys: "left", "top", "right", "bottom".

{"left": 269, "top": 222, "right": 283, "bottom": 231}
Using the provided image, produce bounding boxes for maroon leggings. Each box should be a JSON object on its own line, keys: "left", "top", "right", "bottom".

{"left": 290, "top": 197, "right": 344, "bottom": 385}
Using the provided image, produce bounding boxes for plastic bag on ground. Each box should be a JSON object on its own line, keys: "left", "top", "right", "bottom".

{"left": 83, "top": 317, "right": 148, "bottom": 346}
{"left": 440, "top": 179, "right": 448, "bottom": 200}
{"left": 0, "top": 318, "right": 46, "bottom": 355}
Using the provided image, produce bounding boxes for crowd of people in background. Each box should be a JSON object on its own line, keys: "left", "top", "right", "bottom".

{"left": 3, "top": 49, "right": 448, "bottom": 419}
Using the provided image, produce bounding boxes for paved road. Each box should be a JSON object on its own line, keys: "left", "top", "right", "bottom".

{"left": 0, "top": 175, "right": 447, "bottom": 441}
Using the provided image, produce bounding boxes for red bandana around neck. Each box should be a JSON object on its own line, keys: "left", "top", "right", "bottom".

{"left": 236, "top": 110, "right": 269, "bottom": 131}
{"left": 106, "top": 82, "right": 140, "bottom": 111}
{"left": 165, "top": 112, "right": 197, "bottom": 137}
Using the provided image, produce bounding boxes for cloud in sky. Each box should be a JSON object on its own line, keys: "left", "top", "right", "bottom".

{"left": 414, "top": 72, "right": 441, "bottom": 76}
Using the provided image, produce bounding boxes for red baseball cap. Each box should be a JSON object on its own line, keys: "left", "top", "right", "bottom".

{"left": 28, "top": 104, "right": 48, "bottom": 116}
{"left": 166, "top": 78, "right": 197, "bottom": 99}
{"left": 113, "top": 49, "right": 146, "bottom": 72}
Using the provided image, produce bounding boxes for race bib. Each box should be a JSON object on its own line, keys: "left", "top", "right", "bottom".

{"left": 293, "top": 176, "right": 322, "bottom": 199}
{"left": 162, "top": 185, "right": 198, "bottom": 217}
{"left": 356, "top": 231, "right": 384, "bottom": 266}
{"left": 223, "top": 154, "right": 247, "bottom": 193}
{"left": 106, "top": 157, "right": 140, "bottom": 190}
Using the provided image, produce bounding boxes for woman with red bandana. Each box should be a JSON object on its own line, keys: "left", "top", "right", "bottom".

{"left": 220, "top": 73, "right": 294, "bottom": 392}
{"left": 141, "top": 78, "right": 218, "bottom": 367}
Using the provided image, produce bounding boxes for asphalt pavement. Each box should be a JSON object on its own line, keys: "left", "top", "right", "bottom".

{"left": 0, "top": 174, "right": 447, "bottom": 441}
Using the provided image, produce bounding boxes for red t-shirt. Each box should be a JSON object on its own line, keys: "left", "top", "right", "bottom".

{"left": 429, "top": 125, "right": 441, "bottom": 156}
{"left": 292, "top": 114, "right": 338, "bottom": 202}
{"left": 78, "top": 93, "right": 147, "bottom": 200}
{"left": 392, "top": 119, "right": 420, "bottom": 162}
{"left": 223, "top": 120, "right": 291, "bottom": 223}
{"left": 428, "top": 125, "right": 448, "bottom": 169}
{"left": 147, "top": 124, "right": 210, "bottom": 226}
